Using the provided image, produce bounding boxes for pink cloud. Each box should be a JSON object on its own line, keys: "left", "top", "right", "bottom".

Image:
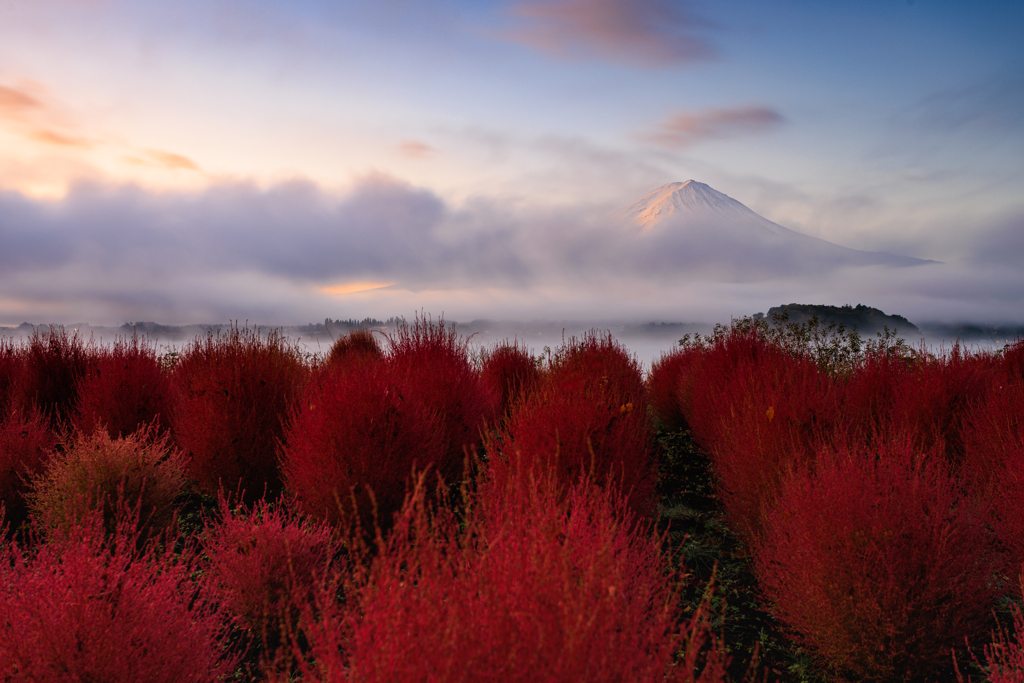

{"left": 397, "top": 140, "right": 436, "bottom": 159}
{"left": 501, "top": 0, "right": 715, "bottom": 67}
{"left": 638, "top": 106, "right": 785, "bottom": 147}
{"left": 0, "top": 84, "right": 43, "bottom": 120}
{"left": 123, "top": 149, "right": 201, "bottom": 171}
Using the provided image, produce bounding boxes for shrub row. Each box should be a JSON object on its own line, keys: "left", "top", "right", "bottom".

{"left": 648, "top": 321, "right": 1024, "bottom": 680}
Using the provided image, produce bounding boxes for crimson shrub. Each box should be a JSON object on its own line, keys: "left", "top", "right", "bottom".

{"left": 15, "top": 326, "right": 95, "bottom": 431}
{"left": 647, "top": 346, "right": 703, "bottom": 431}
{"left": 0, "top": 407, "right": 55, "bottom": 530}
{"left": 327, "top": 328, "right": 382, "bottom": 368}
{"left": 384, "top": 316, "right": 497, "bottom": 480}
{"left": 171, "top": 326, "right": 307, "bottom": 502}
{"left": 838, "top": 345, "right": 998, "bottom": 467}
{"left": 480, "top": 339, "right": 540, "bottom": 421}
{"left": 73, "top": 334, "right": 172, "bottom": 439}
{"left": 681, "top": 328, "right": 837, "bottom": 541}
{"left": 0, "top": 511, "right": 236, "bottom": 681}
{"left": 548, "top": 331, "right": 646, "bottom": 406}
{"left": 755, "top": 440, "right": 1001, "bottom": 682}
{"left": 295, "top": 468, "right": 728, "bottom": 682}
{"left": 1003, "top": 339, "right": 1024, "bottom": 381}
{"left": 499, "top": 375, "right": 657, "bottom": 518}
{"left": 281, "top": 360, "right": 444, "bottom": 532}
{"left": 0, "top": 336, "right": 24, "bottom": 417}
{"left": 204, "top": 496, "right": 339, "bottom": 676}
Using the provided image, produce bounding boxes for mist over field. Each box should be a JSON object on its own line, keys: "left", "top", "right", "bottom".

{"left": 0, "top": 1, "right": 1021, "bottom": 350}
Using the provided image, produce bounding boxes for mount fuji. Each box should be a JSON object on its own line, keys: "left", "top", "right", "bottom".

{"left": 615, "top": 181, "right": 936, "bottom": 279}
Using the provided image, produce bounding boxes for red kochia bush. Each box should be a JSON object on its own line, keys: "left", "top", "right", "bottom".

{"left": 498, "top": 331, "right": 656, "bottom": 518}
{"left": 838, "top": 345, "right": 998, "bottom": 466}
{"left": 0, "top": 336, "right": 25, "bottom": 417}
{"left": 326, "top": 328, "right": 382, "bottom": 369}
{"left": 500, "top": 378, "right": 657, "bottom": 519}
{"left": 74, "top": 334, "right": 172, "bottom": 438}
{"left": 548, "top": 331, "right": 647, "bottom": 406}
{"left": 171, "top": 326, "right": 307, "bottom": 502}
{"left": 15, "top": 326, "right": 95, "bottom": 430}
{"left": 480, "top": 339, "right": 540, "bottom": 421}
{"left": 0, "top": 407, "right": 55, "bottom": 530}
{"left": 282, "top": 361, "right": 444, "bottom": 532}
{"left": 385, "top": 316, "right": 497, "bottom": 479}
{"left": 296, "top": 468, "right": 728, "bottom": 683}
{"left": 0, "top": 511, "right": 236, "bottom": 682}
{"left": 647, "top": 345, "right": 703, "bottom": 431}
{"left": 1003, "top": 339, "right": 1024, "bottom": 381}
{"left": 958, "top": 587, "right": 1024, "bottom": 683}
{"left": 755, "top": 440, "right": 1001, "bottom": 682}
{"left": 204, "top": 496, "right": 339, "bottom": 673}
{"left": 682, "top": 330, "right": 837, "bottom": 542}
{"left": 963, "top": 376, "right": 1024, "bottom": 589}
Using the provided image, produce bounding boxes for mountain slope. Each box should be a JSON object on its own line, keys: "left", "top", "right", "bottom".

{"left": 616, "top": 181, "right": 936, "bottom": 278}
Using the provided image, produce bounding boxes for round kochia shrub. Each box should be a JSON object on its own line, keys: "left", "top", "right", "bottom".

{"left": 327, "top": 328, "right": 382, "bottom": 368}
{"left": 547, "top": 331, "right": 647, "bottom": 407}
{"left": 171, "top": 326, "right": 307, "bottom": 502}
{"left": 282, "top": 360, "right": 444, "bottom": 532}
{"left": 16, "top": 326, "right": 95, "bottom": 430}
{"left": 680, "top": 327, "right": 838, "bottom": 542}
{"left": 0, "top": 511, "right": 236, "bottom": 682}
{"left": 499, "top": 376, "right": 657, "bottom": 519}
{"left": 963, "top": 375, "right": 1024, "bottom": 592}
{"left": 480, "top": 339, "right": 540, "bottom": 421}
{"left": 203, "top": 496, "right": 339, "bottom": 673}
{"left": 0, "top": 407, "right": 55, "bottom": 530}
{"left": 30, "top": 427, "right": 185, "bottom": 539}
{"left": 838, "top": 344, "right": 998, "bottom": 466}
{"left": 384, "top": 316, "right": 497, "bottom": 479}
{"left": 498, "top": 331, "right": 657, "bottom": 518}
{"left": 647, "top": 345, "right": 703, "bottom": 432}
{"left": 0, "top": 336, "right": 25, "bottom": 417}
{"left": 74, "top": 334, "right": 172, "bottom": 439}
{"left": 295, "top": 467, "right": 728, "bottom": 683}
{"left": 755, "top": 440, "right": 1001, "bottom": 682}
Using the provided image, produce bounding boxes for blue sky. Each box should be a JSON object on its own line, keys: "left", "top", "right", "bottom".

{"left": 0, "top": 0, "right": 1021, "bottom": 325}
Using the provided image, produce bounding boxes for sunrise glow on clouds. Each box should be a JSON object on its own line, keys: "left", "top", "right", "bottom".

{"left": 0, "top": 0, "right": 1021, "bottom": 326}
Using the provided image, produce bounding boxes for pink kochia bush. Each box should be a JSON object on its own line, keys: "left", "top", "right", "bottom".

{"left": 385, "top": 316, "right": 498, "bottom": 478}
{"left": 282, "top": 360, "right": 444, "bottom": 532}
{"left": 0, "top": 511, "right": 236, "bottom": 682}
{"left": 755, "top": 440, "right": 1001, "bottom": 682}
{"left": 73, "top": 334, "right": 172, "bottom": 438}
{"left": 296, "top": 467, "right": 728, "bottom": 682}
{"left": 171, "top": 326, "right": 307, "bottom": 502}
{"left": 500, "top": 332, "right": 657, "bottom": 518}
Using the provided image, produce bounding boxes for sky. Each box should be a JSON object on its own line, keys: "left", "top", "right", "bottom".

{"left": 0, "top": 0, "right": 1022, "bottom": 327}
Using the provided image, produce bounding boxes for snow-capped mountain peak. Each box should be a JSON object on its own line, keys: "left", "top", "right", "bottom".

{"left": 614, "top": 181, "right": 937, "bottom": 272}
{"left": 619, "top": 180, "right": 781, "bottom": 236}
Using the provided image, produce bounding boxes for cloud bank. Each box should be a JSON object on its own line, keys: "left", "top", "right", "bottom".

{"left": 0, "top": 177, "right": 1021, "bottom": 327}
